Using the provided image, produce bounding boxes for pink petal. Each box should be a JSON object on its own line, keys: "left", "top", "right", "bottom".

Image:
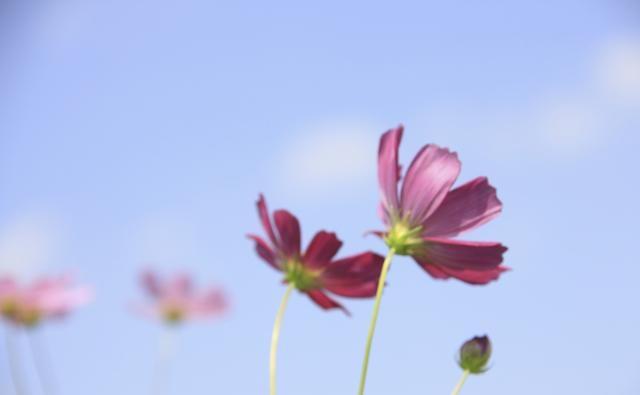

{"left": 417, "top": 261, "right": 509, "bottom": 285}
{"left": 247, "top": 234, "right": 280, "bottom": 270}
{"left": 140, "top": 270, "right": 163, "bottom": 297}
{"left": 167, "top": 273, "right": 193, "bottom": 297}
{"left": 303, "top": 231, "right": 342, "bottom": 269}
{"left": 306, "top": 290, "right": 349, "bottom": 315}
{"left": 188, "top": 288, "right": 228, "bottom": 319}
{"left": 415, "top": 238, "right": 508, "bottom": 285}
{"left": 322, "top": 252, "right": 384, "bottom": 298}
{"left": 400, "top": 145, "right": 461, "bottom": 226}
{"left": 273, "top": 210, "right": 301, "bottom": 257}
{"left": 257, "top": 194, "right": 279, "bottom": 246}
{"left": 423, "top": 177, "right": 502, "bottom": 238}
{"left": 377, "top": 125, "right": 403, "bottom": 222}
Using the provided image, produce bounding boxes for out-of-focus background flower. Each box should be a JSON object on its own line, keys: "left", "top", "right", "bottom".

{"left": 0, "top": 1, "right": 638, "bottom": 394}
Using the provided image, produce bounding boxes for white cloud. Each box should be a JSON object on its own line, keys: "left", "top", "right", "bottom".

{"left": 595, "top": 36, "right": 640, "bottom": 107}
{"left": 0, "top": 213, "right": 63, "bottom": 278}
{"left": 413, "top": 35, "right": 640, "bottom": 160}
{"left": 277, "top": 120, "right": 378, "bottom": 196}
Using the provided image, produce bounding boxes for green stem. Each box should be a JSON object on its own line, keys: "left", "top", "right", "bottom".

{"left": 28, "top": 330, "right": 57, "bottom": 395}
{"left": 450, "top": 370, "right": 470, "bottom": 395}
{"left": 5, "top": 327, "right": 27, "bottom": 395}
{"left": 151, "top": 327, "right": 176, "bottom": 395}
{"left": 270, "top": 283, "right": 294, "bottom": 395}
{"left": 357, "top": 248, "right": 396, "bottom": 395}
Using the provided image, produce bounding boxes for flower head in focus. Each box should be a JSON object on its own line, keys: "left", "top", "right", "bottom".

{"left": 0, "top": 275, "right": 92, "bottom": 328}
{"left": 137, "top": 269, "right": 228, "bottom": 325}
{"left": 376, "top": 125, "right": 508, "bottom": 284}
{"left": 458, "top": 335, "right": 492, "bottom": 374}
{"left": 248, "top": 194, "right": 385, "bottom": 314}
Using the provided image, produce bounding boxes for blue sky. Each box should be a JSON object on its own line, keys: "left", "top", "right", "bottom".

{"left": 1, "top": 1, "right": 639, "bottom": 394}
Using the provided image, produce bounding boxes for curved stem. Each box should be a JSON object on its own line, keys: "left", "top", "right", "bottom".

{"left": 450, "top": 370, "right": 470, "bottom": 395}
{"left": 5, "top": 327, "right": 27, "bottom": 395}
{"left": 357, "top": 248, "right": 395, "bottom": 395}
{"left": 270, "top": 284, "right": 294, "bottom": 395}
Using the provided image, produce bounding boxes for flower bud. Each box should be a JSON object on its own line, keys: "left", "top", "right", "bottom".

{"left": 458, "top": 335, "right": 492, "bottom": 374}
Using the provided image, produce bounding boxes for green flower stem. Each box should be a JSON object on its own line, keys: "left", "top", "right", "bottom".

{"left": 28, "top": 331, "right": 57, "bottom": 395}
{"left": 5, "top": 327, "right": 27, "bottom": 395}
{"left": 357, "top": 248, "right": 396, "bottom": 395}
{"left": 450, "top": 370, "right": 470, "bottom": 395}
{"left": 270, "top": 283, "right": 294, "bottom": 395}
{"left": 151, "top": 327, "right": 176, "bottom": 395}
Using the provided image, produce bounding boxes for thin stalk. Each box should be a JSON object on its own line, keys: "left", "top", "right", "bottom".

{"left": 357, "top": 248, "right": 396, "bottom": 395}
{"left": 269, "top": 283, "right": 294, "bottom": 395}
{"left": 450, "top": 370, "right": 470, "bottom": 395}
{"left": 5, "top": 327, "right": 28, "bottom": 395}
{"left": 151, "top": 326, "right": 177, "bottom": 395}
{"left": 27, "top": 330, "right": 57, "bottom": 395}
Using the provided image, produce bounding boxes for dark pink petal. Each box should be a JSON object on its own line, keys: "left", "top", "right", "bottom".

{"left": 247, "top": 234, "right": 281, "bottom": 270}
{"left": 378, "top": 125, "right": 403, "bottom": 221}
{"left": 273, "top": 210, "right": 301, "bottom": 257}
{"left": 416, "top": 261, "right": 509, "bottom": 285}
{"left": 306, "top": 290, "right": 350, "bottom": 315}
{"left": 303, "top": 231, "right": 343, "bottom": 269}
{"left": 400, "top": 145, "right": 461, "bottom": 226}
{"left": 415, "top": 238, "right": 508, "bottom": 285}
{"left": 322, "top": 252, "right": 384, "bottom": 298}
{"left": 189, "top": 288, "right": 228, "bottom": 318}
{"left": 141, "top": 270, "right": 163, "bottom": 297}
{"left": 167, "top": 273, "right": 193, "bottom": 297}
{"left": 257, "top": 194, "right": 278, "bottom": 246}
{"left": 423, "top": 177, "right": 502, "bottom": 238}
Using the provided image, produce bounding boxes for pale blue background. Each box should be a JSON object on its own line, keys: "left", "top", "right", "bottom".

{"left": 1, "top": 1, "right": 639, "bottom": 394}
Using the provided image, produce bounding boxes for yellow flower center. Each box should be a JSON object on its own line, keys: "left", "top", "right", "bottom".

{"left": 384, "top": 219, "right": 425, "bottom": 256}
{"left": 283, "top": 259, "right": 321, "bottom": 291}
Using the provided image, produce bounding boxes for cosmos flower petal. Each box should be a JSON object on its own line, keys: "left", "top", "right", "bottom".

{"left": 303, "top": 231, "right": 343, "bottom": 269}
{"left": 415, "top": 238, "right": 508, "bottom": 284}
{"left": 167, "top": 273, "right": 193, "bottom": 297}
{"left": 423, "top": 177, "right": 502, "bottom": 238}
{"left": 399, "top": 144, "right": 461, "bottom": 226}
{"left": 37, "top": 286, "right": 93, "bottom": 316}
{"left": 247, "top": 234, "right": 280, "bottom": 270}
{"left": 257, "top": 194, "right": 279, "bottom": 247}
{"left": 417, "top": 262, "right": 509, "bottom": 285}
{"left": 377, "top": 125, "right": 403, "bottom": 221}
{"left": 135, "top": 270, "right": 228, "bottom": 324}
{"left": 322, "top": 252, "right": 384, "bottom": 298}
{"left": 306, "top": 289, "right": 350, "bottom": 315}
{"left": 187, "top": 288, "right": 228, "bottom": 319}
{"left": 424, "top": 238, "right": 507, "bottom": 270}
{"left": 273, "top": 210, "right": 302, "bottom": 257}
{"left": 141, "top": 270, "right": 164, "bottom": 297}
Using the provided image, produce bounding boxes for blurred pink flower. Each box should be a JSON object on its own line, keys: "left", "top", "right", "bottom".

{"left": 248, "top": 194, "right": 384, "bottom": 314}
{"left": 137, "top": 270, "right": 228, "bottom": 324}
{"left": 0, "top": 275, "right": 92, "bottom": 327}
{"left": 377, "top": 125, "right": 508, "bottom": 284}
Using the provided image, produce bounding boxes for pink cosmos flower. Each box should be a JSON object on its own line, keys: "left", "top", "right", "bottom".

{"left": 377, "top": 125, "right": 508, "bottom": 284}
{"left": 0, "top": 275, "right": 92, "bottom": 327}
{"left": 248, "top": 194, "right": 385, "bottom": 314}
{"left": 137, "top": 269, "right": 228, "bottom": 324}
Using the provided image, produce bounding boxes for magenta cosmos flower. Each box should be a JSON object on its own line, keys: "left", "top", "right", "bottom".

{"left": 137, "top": 269, "right": 228, "bottom": 324}
{"left": 248, "top": 195, "right": 385, "bottom": 314}
{"left": 377, "top": 125, "right": 508, "bottom": 284}
{"left": 0, "top": 275, "right": 92, "bottom": 327}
